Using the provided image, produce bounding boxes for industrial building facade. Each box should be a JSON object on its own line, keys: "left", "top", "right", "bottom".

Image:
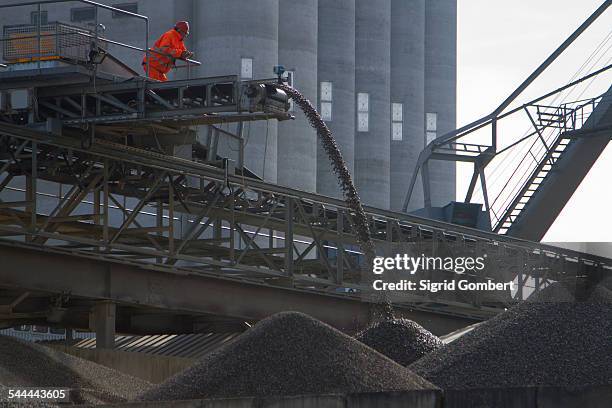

{"left": 0, "top": 0, "right": 456, "bottom": 212}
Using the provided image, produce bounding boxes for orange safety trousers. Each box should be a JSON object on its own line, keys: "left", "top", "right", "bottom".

{"left": 142, "top": 65, "right": 167, "bottom": 81}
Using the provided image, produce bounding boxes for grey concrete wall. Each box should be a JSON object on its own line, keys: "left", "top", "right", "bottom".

{"left": 444, "top": 387, "right": 536, "bottom": 408}
{"left": 97, "top": 390, "right": 441, "bottom": 408}
{"left": 537, "top": 385, "right": 612, "bottom": 408}
{"left": 97, "top": 386, "right": 612, "bottom": 408}
{"left": 390, "top": 0, "right": 426, "bottom": 212}
{"left": 346, "top": 391, "right": 441, "bottom": 408}
{"left": 316, "top": 0, "right": 356, "bottom": 200}
{"left": 425, "top": 0, "right": 457, "bottom": 207}
{"left": 47, "top": 344, "right": 194, "bottom": 384}
{"left": 95, "top": 386, "right": 612, "bottom": 408}
{"left": 445, "top": 386, "right": 612, "bottom": 408}
{"left": 277, "top": 0, "right": 318, "bottom": 192}
{"left": 171, "top": 0, "right": 196, "bottom": 81}
{"left": 194, "top": 0, "right": 279, "bottom": 183}
{"left": 100, "top": 395, "right": 345, "bottom": 408}
{"left": 101, "top": 0, "right": 171, "bottom": 75}
{"left": 354, "top": 0, "right": 391, "bottom": 209}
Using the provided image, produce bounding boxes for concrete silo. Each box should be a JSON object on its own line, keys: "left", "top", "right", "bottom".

{"left": 172, "top": 0, "right": 195, "bottom": 81}
{"left": 390, "top": 0, "right": 426, "bottom": 212}
{"left": 316, "top": 0, "right": 356, "bottom": 199}
{"left": 425, "top": 0, "right": 457, "bottom": 206}
{"left": 194, "top": 0, "right": 279, "bottom": 183}
{"left": 277, "top": 0, "right": 318, "bottom": 192}
{"left": 354, "top": 0, "right": 391, "bottom": 209}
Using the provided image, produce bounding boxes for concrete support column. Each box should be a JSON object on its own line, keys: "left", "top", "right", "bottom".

{"left": 390, "top": 0, "right": 425, "bottom": 212}
{"left": 277, "top": 0, "right": 318, "bottom": 192}
{"left": 91, "top": 301, "right": 116, "bottom": 349}
{"left": 425, "top": 0, "right": 457, "bottom": 207}
{"left": 354, "top": 0, "right": 392, "bottom": 209}
{"left": 316, "top": 0, "right": 356, "bottom": 199}
{"left": 194, "top": 0, "right": 279, "bottom": 183}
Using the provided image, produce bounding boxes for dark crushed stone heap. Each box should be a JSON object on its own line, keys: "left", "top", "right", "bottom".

{"left": 410, "top": 281, "right": 612, "bottom": 390}
{"left": 0, "top": 335, "right": 151, "bottom": 405}
{"left": 139, "top": 312, "right": 436, "bottom": 401}
{"left": 355, "top": 319, "right": 442, "bottom": 366}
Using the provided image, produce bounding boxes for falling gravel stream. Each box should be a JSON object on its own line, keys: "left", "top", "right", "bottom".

{"left": 275, "top": 84, "right": 376, "bottom": 265}
{"left": 276, "top": 84, "right": 394, "bottom": 319}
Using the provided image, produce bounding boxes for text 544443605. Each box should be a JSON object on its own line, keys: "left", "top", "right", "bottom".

{"left": 6, "top": 388, "right": 70, "bottom": 402}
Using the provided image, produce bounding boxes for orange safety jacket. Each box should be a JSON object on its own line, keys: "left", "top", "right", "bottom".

{"left": 142, "top": 29, "right": 186, "bottom": 76}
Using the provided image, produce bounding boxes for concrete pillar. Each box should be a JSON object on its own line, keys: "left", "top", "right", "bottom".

{"left": 354, "top": 0, "right": 392, "bottom": 209}
{"left": 316, "top": 0, "right": 356, "bottom": 199}
{"left": 194, "top": 0, "right": 280, "bottom": 183}
{"left": 390, "top": 0, "right": 426, "bottom": 212}
{"left": 277, "top": 0, "right": 318, "bottom": 193}
{"left": 91, "top": 301, "right": 116, "bottom": 349}
{"left": 425, "top": 0, "right": 457, "bottom": 207}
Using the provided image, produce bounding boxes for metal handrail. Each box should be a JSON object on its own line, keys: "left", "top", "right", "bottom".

{"left": 0, "top": 0, "right": 200, "bottom": 74}
{"left": 491, "top": 97, "right": 602, "bottom": 231}
{"left": 0, "top": 0, "right": 149, "bottom": 74}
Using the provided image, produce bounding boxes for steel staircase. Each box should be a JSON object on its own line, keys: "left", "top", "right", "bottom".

{"left": 493, "top": 89, "right": 612, "bottom": 239}
{"left": 495, "top": 134, "right": 575, "bottom": 235}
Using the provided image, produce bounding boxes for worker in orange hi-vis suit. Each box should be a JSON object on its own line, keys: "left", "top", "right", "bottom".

{"left": 142, "top": 21, "right": 193, "bottom": 82}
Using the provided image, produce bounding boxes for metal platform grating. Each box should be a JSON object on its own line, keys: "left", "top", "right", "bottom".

{"left": 3, "top": 22, "right": 96, "bottom": 63}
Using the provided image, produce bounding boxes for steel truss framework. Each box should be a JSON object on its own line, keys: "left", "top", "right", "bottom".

{"left": 1, "top": 72, "right": 291, "bottom": 155}
{"left": 33, "top": 75, "right": 289, "bottom": 128}
{"left": 0, "top": 121, "right": 610, "bottom": 329}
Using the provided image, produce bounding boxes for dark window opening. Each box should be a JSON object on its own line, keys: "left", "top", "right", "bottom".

{"left": 71, "top": 7, "right": 95, "bottom": 22}
{"left": 30, "top": 11, "right": 48, "bottom": 25}
{"left": 112, "top": 3, "right": 138, "bottom": 18}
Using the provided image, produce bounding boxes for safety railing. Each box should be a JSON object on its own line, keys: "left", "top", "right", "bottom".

{"left": 489, "top": 96, "right": 602, "bottom": 233}
{"left": 0, "top": 0, "right": 200, "bottom": 77}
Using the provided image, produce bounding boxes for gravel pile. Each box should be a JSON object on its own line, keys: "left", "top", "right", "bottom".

{"left": 139, "top": 311, "right": 436, "bottom": 401}
{"left": 0, "top": 335, "right": 151, "bottom": 404}
{"left": 410, "top": 281, "right": 612, "bottom": 389}
{"left": 355, "top": 319, "right": 442, "bottom": 366}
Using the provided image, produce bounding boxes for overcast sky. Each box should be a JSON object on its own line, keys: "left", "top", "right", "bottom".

{"left": 457, "top": 0, "right": 612, "bottom": 243}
